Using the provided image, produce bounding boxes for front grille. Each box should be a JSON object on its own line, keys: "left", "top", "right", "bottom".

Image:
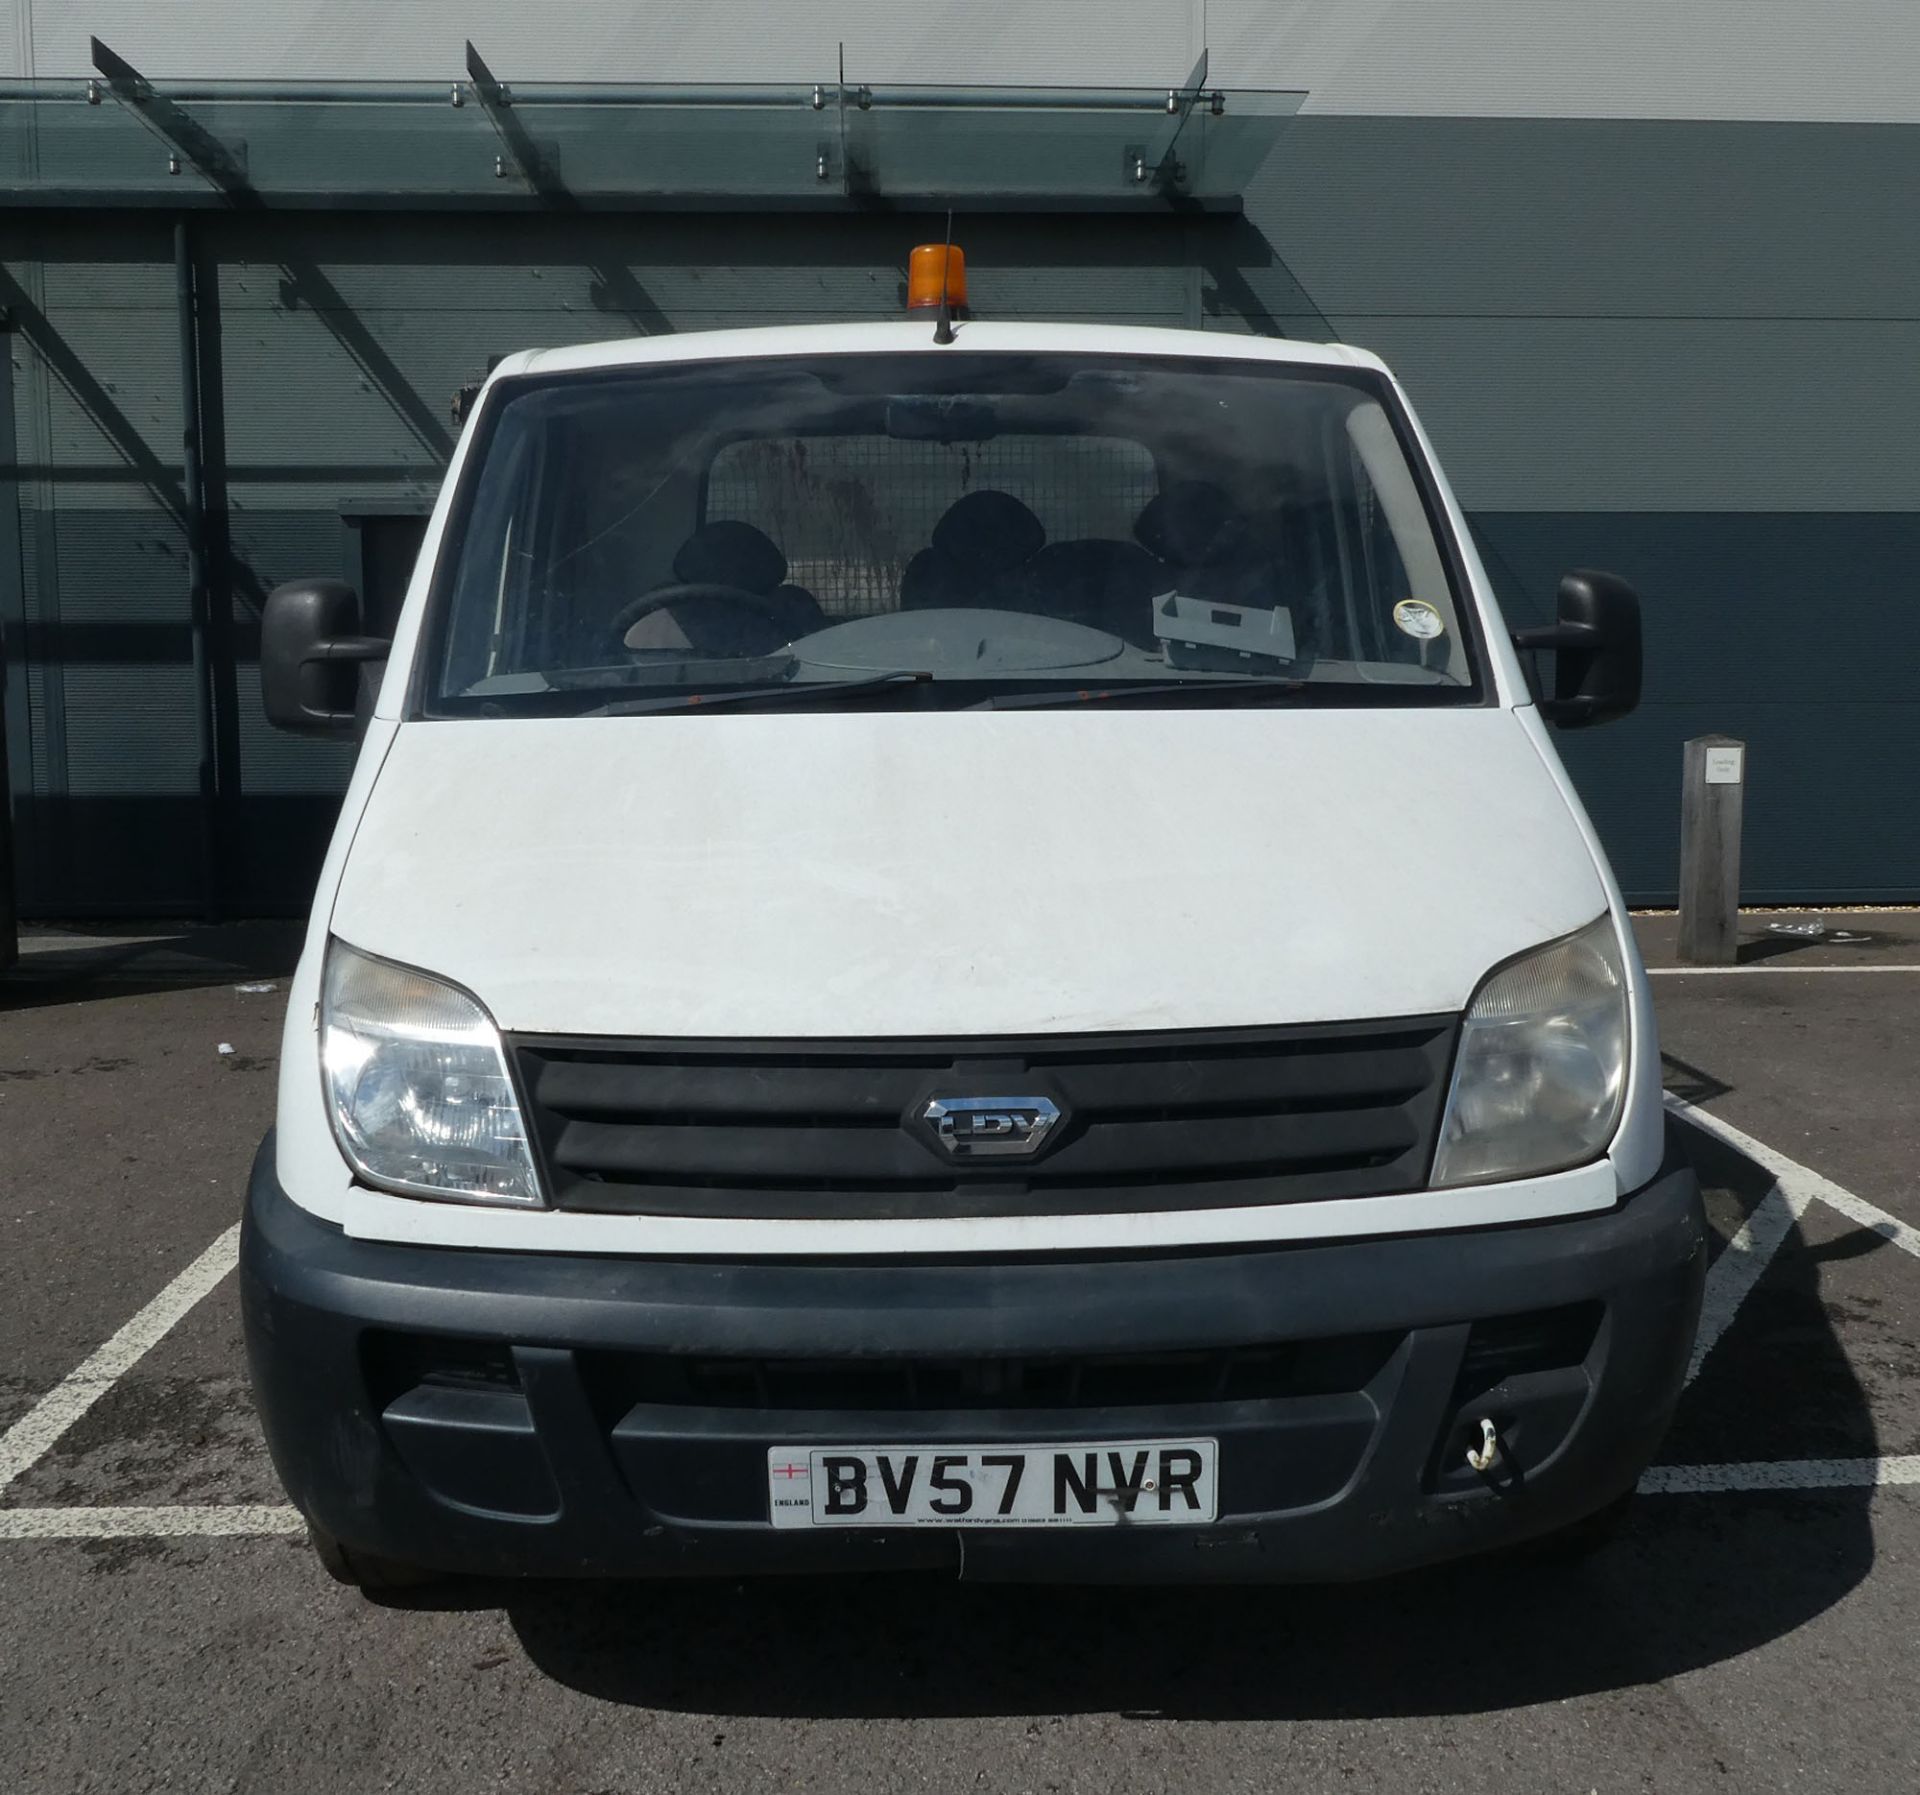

{"left": 583, "top": 1332, "right": 1404, "bottom": 1414}
{"left": 512, "top": 1017, "right": 1456, "bottom": 1220}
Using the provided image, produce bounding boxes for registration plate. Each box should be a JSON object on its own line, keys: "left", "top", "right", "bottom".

{"left": 766, "top": 1439, "right": 1218, "bottom": 1529}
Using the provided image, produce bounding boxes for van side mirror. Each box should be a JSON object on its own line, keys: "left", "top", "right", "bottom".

{"left": 1510, "top": 569, "right": 1641, "bottom": 728}
{"left": 260, "top": 579, "right": 391, "bottom": 738}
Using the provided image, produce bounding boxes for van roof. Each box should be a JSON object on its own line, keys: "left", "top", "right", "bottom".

{"left": 512, "top": 321, "right": 1387, "bottom": 381}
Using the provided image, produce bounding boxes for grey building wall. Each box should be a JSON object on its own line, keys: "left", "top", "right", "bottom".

{"left": 1220, "top": 116, "right": 1920, "bottom": 903}
{"left": 10, "top": 1, "right": 1920, "bottom": 123}
{"left": 3, "top": 11, "right": 1918, "bottom": 911}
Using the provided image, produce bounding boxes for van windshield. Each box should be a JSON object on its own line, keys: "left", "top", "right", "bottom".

{"left": 421, "top": 353, "right": 1483, "bottom": 715}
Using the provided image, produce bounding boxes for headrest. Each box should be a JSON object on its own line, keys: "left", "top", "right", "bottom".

{"left": 929, "top": 490, "right": 1046, "bottom": 573}
{"left": 1134, "top": 481, "right": 1251, "bottom": 567}
{"left": 1033, "top": 538, "right": 1160, "bottom": 578}
{"left": 899, "top": 546, "right": 966, "bottom": 611}
{"left": 672, "top": 520, "right": 788, "bottom": 593}
{"left": 1031, "top": 538, "right": 1159, "bottom": 595}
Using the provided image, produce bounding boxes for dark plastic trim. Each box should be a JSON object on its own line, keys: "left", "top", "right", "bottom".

{"left": 242, "top": 1127, "right": 1705, "bottom": 1582}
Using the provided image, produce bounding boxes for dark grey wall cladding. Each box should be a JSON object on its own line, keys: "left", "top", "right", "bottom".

{"left": 1225, "top": 117, "right": 1920, "bottom": 514}
{"left": 4, "top": 114, "right": 1919, "bottom": 914}
{"left": 1238, "top": 116, "right": 1920, "bottom": 321}
{"left": 1475, "top": 512, "right": 1920, "bottom": 905}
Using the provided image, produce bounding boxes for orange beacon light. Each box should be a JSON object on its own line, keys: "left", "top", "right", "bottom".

{"left": 907, "top": 243, "right": 968, "bottom": 315}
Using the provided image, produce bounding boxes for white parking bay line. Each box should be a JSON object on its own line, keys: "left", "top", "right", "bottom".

{"left": 1668, "top": 1096, "right": 1920, "bottom": 1265}
{"left": 0, "top": 1504, "right": 303, "bottom": 1540}
{"left": 1643, "top": 1457, "right": 1920, "bottom": 1495}
{"left": 1647, "top": 964, "right": 1920, "bottom": 976}
{"left": 1801, "top": 1184, "right": 1920, "bottom": 1263}
{"left": 1649, "top": 1097, "right": 1920, "bottom": 1496}
{"left": 0, "top": 1224, "right": 240, "bottom": 1497}
{"left": 1666, "top": 1093, "right": 1818, "bottom": 1388}
{"left": 1683, "top": 1179, "right": 1809, "bottom": 1386}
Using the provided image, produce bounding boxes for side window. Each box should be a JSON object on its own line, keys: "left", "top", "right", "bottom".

{"left": 441, "top": 403, "right": 707, "bottom": 691}
{"left": 707, "top": 436, "right": 1157, "bottom": 617}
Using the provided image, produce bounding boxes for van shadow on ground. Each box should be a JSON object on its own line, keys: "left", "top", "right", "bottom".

{"left": 465, "top": 1092, "right": 1882, "bottom": 1719}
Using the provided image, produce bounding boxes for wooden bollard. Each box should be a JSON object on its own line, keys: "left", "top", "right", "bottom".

{"left": 1677, "top": 735, "right": 1746, "bottom": 965}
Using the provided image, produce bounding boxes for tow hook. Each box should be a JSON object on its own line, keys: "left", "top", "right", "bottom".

{"left": 1466, "top": 1417, "right": 1502, "bottom": 1475}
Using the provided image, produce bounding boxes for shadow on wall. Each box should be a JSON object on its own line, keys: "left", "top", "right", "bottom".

{"left": 0, "top": 913, "right": 304, "bottom": 1011}
{"left": 0, "top": 208, "right": 1359, "bottom": 924}
{"left": 1198, "top": 213, "right": 1339, "bottom": 342}
{"left": 5, "top": 794, "right": 342, "bottom": 924}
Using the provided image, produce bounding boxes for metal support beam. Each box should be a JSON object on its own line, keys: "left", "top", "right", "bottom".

{"left": 460, "top": 42, "right": 670, "bottom": 335}
{"left": 1144, "top": 47, "right": 1211, "bottom": 194}
{"left": 91, "top": 39, "right": 259, "bottom": 205}
{"left": 0, "top": 306, "right": 19, "bottom": 968}
{"left": 464, "top": 42, "right": 566, "bottom": 198}
{"left": 174, "top": 218, "right": 220, "bottom": 921}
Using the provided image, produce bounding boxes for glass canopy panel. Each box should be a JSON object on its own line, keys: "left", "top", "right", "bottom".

{"left": 0, "top": 79, "right": 1303, "bottom": 206}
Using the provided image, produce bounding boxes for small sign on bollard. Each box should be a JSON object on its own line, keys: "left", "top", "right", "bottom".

{"left": 1702, "top": 743, "right": 1745, "bottom": 786}
{"left": 1678, "top": 735, "right": 1746, "bottom": 964}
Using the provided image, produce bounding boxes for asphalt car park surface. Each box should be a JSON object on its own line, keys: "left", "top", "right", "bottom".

{"left": 2, "top": 915, "right": 1918, "bottom": 1794}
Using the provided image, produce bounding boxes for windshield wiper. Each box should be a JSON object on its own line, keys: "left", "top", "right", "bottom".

{"left": 970, "top": 677, "right": 1306, "bottom": 711}
{"left": 584, "top": 671, "right": 931, "bottom": 716}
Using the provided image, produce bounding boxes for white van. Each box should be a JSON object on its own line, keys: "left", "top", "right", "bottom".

{"left": 242, "top": 292, "right": 1704, "bottom": 1589}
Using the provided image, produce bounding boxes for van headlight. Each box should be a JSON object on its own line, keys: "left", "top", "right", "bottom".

{"left": 1430, "top": 915, "right": 1629, "bottom": 1188}
{"left": 320, "top": 939, "right": 542, "bottom": 1206}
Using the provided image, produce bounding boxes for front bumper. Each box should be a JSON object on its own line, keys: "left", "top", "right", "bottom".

{"left": 241, "top": 1133, "right": 1705, "bottom": 1583}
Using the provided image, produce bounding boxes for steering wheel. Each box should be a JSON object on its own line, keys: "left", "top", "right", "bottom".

{"left": 610, "top": 582, "right": 793, "bottom": 649}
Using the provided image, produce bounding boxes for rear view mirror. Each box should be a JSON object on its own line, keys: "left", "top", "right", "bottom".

{"left": 884, "top": 396, "right": 997, "bottom": 442}
{"left": 261, "top": 579, "right": 390, "bottom": 738}
{"left": 1511, "top": 570, "right": 1641, "bottom": 728}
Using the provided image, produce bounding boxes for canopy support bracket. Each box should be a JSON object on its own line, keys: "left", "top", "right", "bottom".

{"left": 89, "top": 37, "right": 256, "bottom": 203}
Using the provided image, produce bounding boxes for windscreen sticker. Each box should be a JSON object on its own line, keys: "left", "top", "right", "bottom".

{"left": 1392, "top": 598, "right": 1446, "bottom": 641}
